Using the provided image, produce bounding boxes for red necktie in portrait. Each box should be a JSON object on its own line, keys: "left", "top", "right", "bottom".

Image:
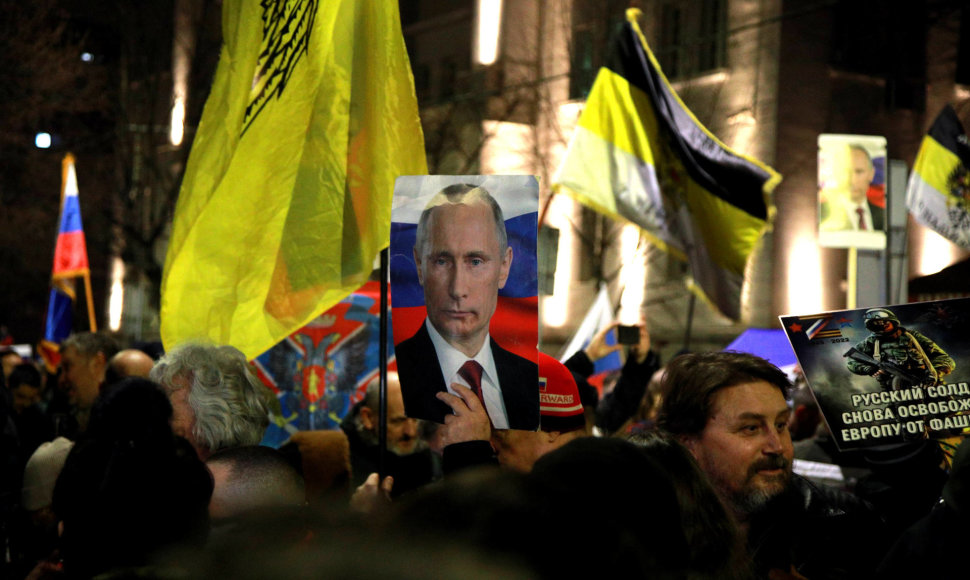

{"left": 458, "top": 360, "right": 486, "bottom": 408}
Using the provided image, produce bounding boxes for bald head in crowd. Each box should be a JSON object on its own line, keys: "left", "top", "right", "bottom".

{"left": 105, "top": 349, "right": 155, "bottom": 385}
{"left": 359, "top": 372, "right": 420, "bottom": 455}
{"left": 206, "top": 446, "right": 305, "bottom": 519}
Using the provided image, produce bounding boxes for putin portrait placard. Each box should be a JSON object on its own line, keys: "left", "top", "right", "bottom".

{"left": 818, "top": 134, "right": 888, "bottom": 250}
{"left": 390, "top": 175, "right": 539, "bottom": 431}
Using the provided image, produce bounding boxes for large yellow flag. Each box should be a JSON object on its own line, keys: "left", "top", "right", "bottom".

{"left": 161, "top": 0, "right": 427, "bottom": 359}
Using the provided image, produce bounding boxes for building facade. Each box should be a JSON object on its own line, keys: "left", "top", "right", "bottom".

{"left": 402, "top": 0, "right": 970, "bottom": 357}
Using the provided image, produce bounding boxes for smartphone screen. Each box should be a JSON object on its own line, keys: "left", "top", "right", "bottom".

{"left": 616, "top": 325, "right": 639, "bottom": 345}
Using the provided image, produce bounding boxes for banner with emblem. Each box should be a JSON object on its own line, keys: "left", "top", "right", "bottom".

{"left": 253, "top": 281, "right": 393, "bottom": 446}
{"left": 906, "top": 105, "right": 970, "bottom": 249}
{"left": 781, "top": 298, "right": 970, "bottom": 453}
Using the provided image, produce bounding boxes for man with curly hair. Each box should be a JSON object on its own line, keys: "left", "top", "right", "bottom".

{"left": 151, "top": 343, "right": 273, "bottom": 459}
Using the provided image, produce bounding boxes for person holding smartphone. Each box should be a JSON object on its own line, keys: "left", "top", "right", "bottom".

{"left": 562, "top": 321, "right": 661, "bottom": 436}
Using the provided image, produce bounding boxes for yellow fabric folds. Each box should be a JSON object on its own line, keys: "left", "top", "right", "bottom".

{"left": 161, "top": 0, "right": 427, "bottom": 359}
{"left": 912, "top": 135, "right": 960, "bottom": 197}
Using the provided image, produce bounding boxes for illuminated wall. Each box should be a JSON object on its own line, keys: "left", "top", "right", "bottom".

{"left": 416, "top": 0, "right": 969, "bottom": 352}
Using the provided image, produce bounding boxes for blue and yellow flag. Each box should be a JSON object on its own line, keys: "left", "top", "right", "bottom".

{"left": 161, "top": 0, "right": 427, "bottom": 359}
{"left": 906, "top": 105, "right": 970, "bottom": 249}
{"left": 553, "top": 9, "right": 780, "bottom": 320}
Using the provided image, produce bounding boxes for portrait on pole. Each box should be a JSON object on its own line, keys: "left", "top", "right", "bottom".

{"left": 818, "top": 134, "right": 888, "bottom": 250}
{"left": 390, "top": 175, "right": 540, "bottom": 431}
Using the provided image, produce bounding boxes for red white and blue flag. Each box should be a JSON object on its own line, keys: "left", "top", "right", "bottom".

{"left": 40, "top": 154, "right": 90, "bottom": 370}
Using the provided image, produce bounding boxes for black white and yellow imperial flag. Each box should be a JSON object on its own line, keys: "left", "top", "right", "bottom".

{"left": 553, "top": 9, "right": 780, "bottom": 321}
{"left": 906, "top": 104, "right": 970, "bottom": 250}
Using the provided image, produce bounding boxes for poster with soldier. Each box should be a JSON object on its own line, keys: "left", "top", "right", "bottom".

{"left": 780, "top": 299, "right": 970, "bottom": 451}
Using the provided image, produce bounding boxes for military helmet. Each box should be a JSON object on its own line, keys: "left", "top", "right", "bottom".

{"left": 864, "top": 308, "right": 899, "bottom": 334}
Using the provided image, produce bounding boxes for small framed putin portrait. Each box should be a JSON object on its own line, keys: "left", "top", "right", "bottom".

{"left": 818, "top": 134, "right": 888, "bottom": 250}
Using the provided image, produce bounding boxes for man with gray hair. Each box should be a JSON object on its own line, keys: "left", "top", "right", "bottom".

{"left": 396, "top": 183, "right": 538, "bottom": 430}
{"left": 151, "top": 343, "right": 273, "bottom": 459}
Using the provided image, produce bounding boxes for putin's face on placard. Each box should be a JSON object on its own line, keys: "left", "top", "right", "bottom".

{"left": 414, "top": 201, "right": 512, "bottom": 357}
{"left": 849, "top": 147, "right": 875, "bottom": 204}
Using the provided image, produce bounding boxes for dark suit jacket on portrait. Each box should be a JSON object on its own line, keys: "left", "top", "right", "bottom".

{"left": 396, "top": 322, "right": 539, "bottom": 430}
{"left": 868, "top": 201, "right": 885, "bottom": 230}
{"left": 819, "top": 200, "right": 885, "bottom": 231}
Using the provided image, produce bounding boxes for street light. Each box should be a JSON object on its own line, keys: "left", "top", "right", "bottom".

{"left": 475, "top": 0, "right": 503, "bottom": 66}
{"left": 170, "top": 96, "right": 185, "bottom": 146}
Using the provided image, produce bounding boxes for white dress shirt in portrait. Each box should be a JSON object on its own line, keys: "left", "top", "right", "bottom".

{"left": 845, "top": 202, "right": 873, "bottom": 231}
{"left": 426, "top": 318, "right": 510, "bottom": 429}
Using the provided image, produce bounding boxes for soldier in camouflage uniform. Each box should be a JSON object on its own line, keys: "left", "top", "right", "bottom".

{"left": 846, "top": 308, "right": 955, "bottom": 390}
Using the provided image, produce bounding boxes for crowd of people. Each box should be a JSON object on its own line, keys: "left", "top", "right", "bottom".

{"left": 0, "top": 323, "right": 965, "bottom": 579}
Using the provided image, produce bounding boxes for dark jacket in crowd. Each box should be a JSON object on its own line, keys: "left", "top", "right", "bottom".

{"left": 563, "top": 348, "right": 661, "bottom": 434}
{"left": 875, "top": 437, "right": 970, "bottom": 579}
{"left": 441, "top": 440, "right": 497, "bottom": 475}
{"left": 874, "top": 501, "right": 960, "bottom": 579}
{"left": 853, "top": 440, "right": 948, "bottom": 542}
{"left": 13, "top": 405, "right": 54, "bottom": 460}
{"left": 748, "top": 474, "right": 889, "bottom": 579}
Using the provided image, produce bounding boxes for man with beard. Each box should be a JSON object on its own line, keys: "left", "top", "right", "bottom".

{"left": 659, "top": 351, "right": 888, "bottom": 578}
{"left": 341, "top": 371, "right": 440, "bottom": 497}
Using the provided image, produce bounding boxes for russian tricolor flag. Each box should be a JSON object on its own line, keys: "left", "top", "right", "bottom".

{"left": 389, "top": 176, "right": 538, "bottom": 361}
{"left": 40, "top": 154, "right": 90, "bottom": 370}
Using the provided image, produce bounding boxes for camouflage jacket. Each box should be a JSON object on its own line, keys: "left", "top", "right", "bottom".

{"left": 846, "top": 328, "right": 955, "bottom": 384}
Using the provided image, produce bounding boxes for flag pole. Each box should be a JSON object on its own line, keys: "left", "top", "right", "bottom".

{"left": 83, "top": 272, "right": 97, "bottom": 331}
{"left": 538, "top": 191, "right": 556, "bottom": 231}
{"left": 378, "top": 247, "right": 389, "bottom": 481}
{"left": 683, "top": 292, "right": 696, "bottom": 352}
{"left": 846, "top": 247, "right": 858, "bottom": 310}
{"left": 682, "top": 233, "right": 698, "bottom": 351}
